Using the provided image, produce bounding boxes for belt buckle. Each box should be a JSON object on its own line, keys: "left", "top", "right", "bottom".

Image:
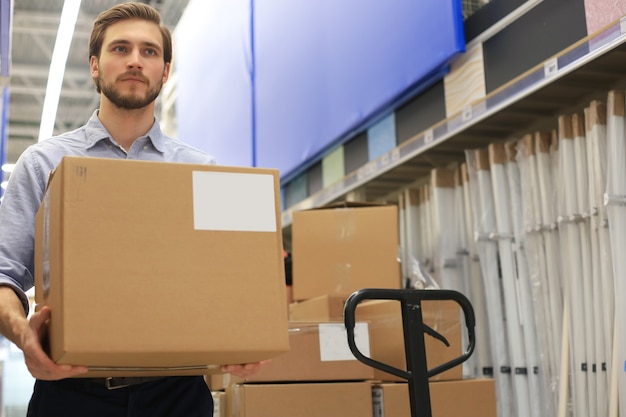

{"left": 104, "top": 377, "right": 130, "bottom": 390}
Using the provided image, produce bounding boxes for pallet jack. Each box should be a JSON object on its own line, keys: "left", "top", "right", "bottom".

{"left": 344, "top": 288, "right": 476, "bottom": 417}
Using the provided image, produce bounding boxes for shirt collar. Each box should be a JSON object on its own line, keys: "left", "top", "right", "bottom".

{"left": 84, "top": 110, "right": 168, "bottom": 153}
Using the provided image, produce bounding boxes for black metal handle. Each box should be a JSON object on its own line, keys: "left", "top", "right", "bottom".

{"left": 343, "top": 288, "right": 475, "bottom": 378}
{"left": 344, "top": 288, "right": 476, "bottom": 417}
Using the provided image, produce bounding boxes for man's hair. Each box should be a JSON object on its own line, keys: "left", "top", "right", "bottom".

{"left": 89, "top": 2, "right": 173, "bottom": 64}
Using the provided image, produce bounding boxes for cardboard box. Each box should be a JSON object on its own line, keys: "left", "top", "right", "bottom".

{"left": 372, "top": 379, "right": 497, "bottom": 417}
{"left": 208, "top": 321, "right": 373, "bottom": 387}
{"left": 34, "top": 156, "right": 289, "bottom": 376}
{"left": 289, "top": 294, "right": 349, "bottom": 321}
{"left": 291, "top": 203, "right": 401, "bottom": 301}
{"left": 226, "top": 382, "right": 373, "bottom": 417}
{"left": 356, "top": 299, "right": 462, "bottom": 382}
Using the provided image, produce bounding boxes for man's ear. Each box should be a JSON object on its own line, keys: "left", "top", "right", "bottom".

{"left": 89, "top": 56, "right": 100, "bottom": 78}
{"left": 162, "top": 62, "right": 171, "bottom": 84}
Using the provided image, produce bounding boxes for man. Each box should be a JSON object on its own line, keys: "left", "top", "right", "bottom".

{"left": 0, "top": 3, "right": 262, "bottom": 416}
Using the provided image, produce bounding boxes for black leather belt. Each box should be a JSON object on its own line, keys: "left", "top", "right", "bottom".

{"left": 92, "top": 376, "right": 165, "bottom": 390}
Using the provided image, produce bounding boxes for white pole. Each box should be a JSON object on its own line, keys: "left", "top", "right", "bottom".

{"left": 461, "top": 163, "right": 493, "bottom": 379}
{"left": 420, "top": 184, "right": 436, "bottom": 284}
{"left": 604, "top": 90, "right": 626, "bottom": 417}
{"left": 430, "top": 169, "right": 462, "bottom": 291}
{"left": 504, "top": 140, "right": 545, "bottom": 417}
{"left": 431, "top": 168, "right": 471, "bottom": 377}
{"left": 467, "top": 148, "right": 515, "bottom": 417}
{"left": 535, "top": 131, "right": 564, "bottom": 380}
{"left": 609, "top": 321, "right": 619, "bottom": 417}
{"left": 557, "top": 114, "right": 589, "bottom": 417}
{"left": 402, "top": 188, "right": 417, "bottom": 288}
{"left": 587, "top": 100, "right": 614, "bottom": 386}
{"left": 571, "top": 112, "right": 598, "bottom": 416}
{"left": 518, "top": 133, "right": 561, "bottom": 413}
{"left": 584, "top": 102, "right": 609, "bottom": 417}
{"left": 558, "top": 296, "right": 570, "bottom": 417}
{"left": 398, "top": 190, "right": 408, "bottom": 285}
{"left": 489, "top": 143, "right": 531, "bottom": 417}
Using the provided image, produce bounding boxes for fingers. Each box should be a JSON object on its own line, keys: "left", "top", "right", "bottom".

{"left": 22, "top": 307, "right": 89, "bottom": 380}
{"left": 221, "top": 360, "right": 271, "bottom": 379}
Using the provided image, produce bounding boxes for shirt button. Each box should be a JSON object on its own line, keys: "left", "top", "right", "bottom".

{"left": 143, "top": 146, "right": 148, "bottom": 150}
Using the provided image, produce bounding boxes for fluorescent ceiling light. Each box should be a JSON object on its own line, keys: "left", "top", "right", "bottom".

{"left": 38, "top": 0, "right": 82, "bottom": 142}
{"left": 1, "top": 163, "right": 14, "bottom": 173}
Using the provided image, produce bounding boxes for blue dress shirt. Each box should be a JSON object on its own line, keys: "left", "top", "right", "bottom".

{"left": 0, "top": 111, "right": 216, "bottom": 313}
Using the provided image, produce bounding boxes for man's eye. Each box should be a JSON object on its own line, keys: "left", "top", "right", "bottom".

{"left": 144, "top": 49, "right": 157, "bottom": 56}
{"left": 113, "top": 46, "right": 126, "bottom": 53}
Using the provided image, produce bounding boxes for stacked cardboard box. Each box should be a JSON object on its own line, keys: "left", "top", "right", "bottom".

{"left": 34, "top": 156, "right": 290, "bottom": 377}
{"left": 226, "top": 382, "right": 373, "bottom": 417}
{"left": 214, "top": 202, "right": 496, "bottom": 415}
{"left": 291, "top": 203, "right": 402, "bottom": 300}
{"left": 207, "top": 320, "right": 374, "bottom": 389}
{"left": 288, "top": 294, "right": 462, "bottom": 382}
{"left": 372, "top": 379, "right": 497, "bottom": 417}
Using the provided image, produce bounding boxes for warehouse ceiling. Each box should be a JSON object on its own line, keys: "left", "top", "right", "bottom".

{"left": 6, "top": 0, "right": 189, "bottom": 166}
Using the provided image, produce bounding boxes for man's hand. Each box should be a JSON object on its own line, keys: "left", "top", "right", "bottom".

{"left": 21, "top": 306, "right": 88, "bottom": 380}
{"left": 220, "top": 360, "right": 271, "bottom": 379}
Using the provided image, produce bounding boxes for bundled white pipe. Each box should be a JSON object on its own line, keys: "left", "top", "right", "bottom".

{"left": 430, "top": 168, "right": 462, "bottom": 292}
{"left": 489, "top": 143, "right": 531, "bottom": 417}
{"left": 504, "top": 140, "right": 545, "bottom": 417}
{"left": 461, "top": 163, "right": 493, "bottom": 379}
{"left": 543, "top": 132, "right": 572, "bottom": 417}
{"left": 402, "top": 188, "right": 420, "bottom": 288}
{"left": 557, "top": 114, "right": 589, "bottom": 417}
{"left": 584, "top": 101, "right": 610, "bottom": 417}
{"left": 430, "top": 167, "right": 474, "bottom": 378}
{"left": 573, "top": 112, "right": 599, "bottom": 416}
{"left": 516, "top": 133, "right": 559, "bottom": 415}
{"left": 604, "top": 90, "right": 626, "bottom": 417}
{"left": 398, "top": 190, "right": 408, "bottom": 284}
{"left": 586, "top": 100, "right": 614, "bottom": 374}
{"left": 452, "top": 167, "right": 472, "bottom": 300}
{"left": 419, "top": 184, "right": 436, "bottom": 282}
{"left": 535, "top": 131, "right": 564, "bottom": 391}
{"left": 452, "top": 167, "right": 478, "bottom": 378}
{"left": 466, "top": 148, "right": 514, "bottom": 417}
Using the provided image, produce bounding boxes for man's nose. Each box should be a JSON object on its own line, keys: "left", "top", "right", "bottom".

{"left": 126, "top": 49, "right": 143, "bottom": 69}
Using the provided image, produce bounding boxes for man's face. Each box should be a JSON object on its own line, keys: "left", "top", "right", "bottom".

{"left": 90, "top": 18, "right": 170, "bottom": 109}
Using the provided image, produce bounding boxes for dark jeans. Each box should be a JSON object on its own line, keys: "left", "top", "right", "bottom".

{"left": 27, "top": 376, "right": 213, "bottom": 417}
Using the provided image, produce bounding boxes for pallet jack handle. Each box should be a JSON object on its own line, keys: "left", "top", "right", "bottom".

{"left": 344, "top": 288, "right": 476, "bottom": 417}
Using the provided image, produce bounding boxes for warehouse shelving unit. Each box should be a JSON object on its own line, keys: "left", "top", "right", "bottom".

{"left": 281, "top": 17, "right": 626, "bottom": 231}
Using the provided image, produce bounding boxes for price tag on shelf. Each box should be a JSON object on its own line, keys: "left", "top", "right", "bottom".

{"left": 391, "top": 148, "right": 400, "bottom": 163}
{"left": 621, "top": 16, "right": 626, "bottom": 34}
{"left": 544, "top": 58, "right": 558, "bottom": 78}
{"left": 424, "top": 129, "right": 434, "bottom": 145}
{"left": 380, "top": 153, "right": 390, "bottom": 168}
{"left": 462, "top": 105, "right": 473, "bottom": 122}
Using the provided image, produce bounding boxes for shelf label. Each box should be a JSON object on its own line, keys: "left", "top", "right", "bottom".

{"left": 621, "top": 16, "right": 626, "bottom": 34}
{"left": 462, "top": 105, "right": 473, "bottom": 122}
{"left": 424, "top": 129, "right": 434, "bottom": 145}
{"left": 391, "top": 148, "right": 400, "bottom": 163}
{"left": 380, "top": 152, "right": 390, "bottom": 168}
{"left": 357, "top": 161, "right": 377, "bottom": 181}
{"left": 544, "top": 58, "right": 558, "bottom": 78}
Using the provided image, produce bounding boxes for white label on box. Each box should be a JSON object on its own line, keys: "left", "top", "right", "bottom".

{"left": 318, "top": 322, "right": 370, "bottom": 361}
{"left": 192, "top": 171, "right": 276, "bottom": 232}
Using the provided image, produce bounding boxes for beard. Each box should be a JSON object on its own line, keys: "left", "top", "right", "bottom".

{"left": 98, "top": 72, "right": 162, "bottom": 110}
